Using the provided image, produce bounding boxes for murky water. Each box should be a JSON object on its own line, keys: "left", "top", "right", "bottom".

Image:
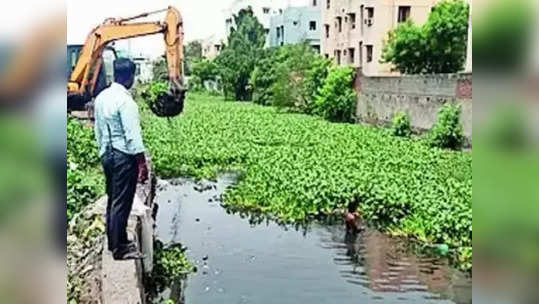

{"left": 154, "top": 175, "right": 472, "bottom": 304}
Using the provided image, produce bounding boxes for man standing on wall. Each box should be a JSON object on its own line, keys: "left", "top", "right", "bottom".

{"left": 94, "top": 58, "right": 149, "bottom": 260}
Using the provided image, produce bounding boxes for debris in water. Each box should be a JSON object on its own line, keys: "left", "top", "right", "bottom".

{"left": 202, "top": 255, "right": 209, "bottom": 261}
{"left": 196, "top": 218, "right": 200, "bottom": 222}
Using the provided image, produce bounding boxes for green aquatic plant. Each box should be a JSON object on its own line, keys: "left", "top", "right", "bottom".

{"left": 141, "top": 92, "right": 472, "bottom": 271}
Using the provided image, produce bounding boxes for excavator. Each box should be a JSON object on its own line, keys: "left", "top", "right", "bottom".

{"left": 67, "top": 6, "right": 186, "bottom": 116}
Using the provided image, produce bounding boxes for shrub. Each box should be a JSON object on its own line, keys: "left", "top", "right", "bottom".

{"left": 191, "top": 59, "right": 218, "bottom": 88}
{"left": 304, "top": 57, "right": 333, "bottom": 114}
{"left": 392, "top": 112, "right": 412, "bottom": 138}
{"left": 428, "top": 104, "right": 464, "bottom": 149}
{"left": 314, "top": 67, "right": 357, "bottom": 122}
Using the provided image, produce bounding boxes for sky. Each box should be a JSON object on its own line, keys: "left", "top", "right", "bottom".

{"left": 67, "top": 0, "right": 236, "bottom": 59}
{"left": 67, "top": 0, "right": 309, "bottom": 59}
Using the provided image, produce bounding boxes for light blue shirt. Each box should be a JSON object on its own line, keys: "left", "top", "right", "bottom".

{"left": 94, "top": 82, "right": 145, "bottom": 157}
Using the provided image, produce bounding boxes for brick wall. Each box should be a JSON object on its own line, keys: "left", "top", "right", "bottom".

{"left": 355, "top": 72, "right": 472, "bottom": 143}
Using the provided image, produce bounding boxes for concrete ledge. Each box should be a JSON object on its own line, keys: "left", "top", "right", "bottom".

{"left": 99, "top": 163, "right": 156, "bottom": 304}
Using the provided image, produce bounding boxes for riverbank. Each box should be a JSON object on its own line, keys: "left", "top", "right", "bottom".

{"left": 141, "top": 93, "right": 472, "bottom": 271}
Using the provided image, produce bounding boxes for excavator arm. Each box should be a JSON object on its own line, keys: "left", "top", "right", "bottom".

{"left": 68, "top": 6, "right": 185, "bottom": 106}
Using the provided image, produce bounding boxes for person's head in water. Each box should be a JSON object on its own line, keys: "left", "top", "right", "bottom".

{"left": 348, "top": 199, "right": 359, "bottom": 213}
{"left": 114, "top": 58, "right": 136, "bottom": 89}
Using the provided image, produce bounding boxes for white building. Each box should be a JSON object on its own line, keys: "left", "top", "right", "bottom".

{"left": 201, "top": 35, "right": 224, "bottom": 60}
{"left": 224, "top": 0, "right": 310, "bottom": 45}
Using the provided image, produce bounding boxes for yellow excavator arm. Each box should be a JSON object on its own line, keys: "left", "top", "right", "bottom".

{"left": 68, "top": 6, "right": 185, "bottom": 105}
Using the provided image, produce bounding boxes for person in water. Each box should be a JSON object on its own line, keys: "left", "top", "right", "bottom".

{"left": 345, "top": 200, "right": 361, "bottom": 233}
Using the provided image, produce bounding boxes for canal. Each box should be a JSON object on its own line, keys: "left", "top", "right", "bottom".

{"left": 154, "top": 175, "right": 472, "bottom": 304}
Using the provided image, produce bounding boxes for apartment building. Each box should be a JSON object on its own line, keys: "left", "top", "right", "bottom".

{"left": 201, "top": 35, "right": 224, "bottom": 60}
{"left": 224, "top": 0, "right": 290, "bottom": 45}
{"left": 322, "top": 0, "right": 437, "bottom": 75}
{"left": 269, "top": 0, "right": 321, "bottom": 52}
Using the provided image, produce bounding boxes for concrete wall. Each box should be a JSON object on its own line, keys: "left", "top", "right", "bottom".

{"left": 355, "top": 72, "right": 472, "bottom": 142}
{"left": 269, "top": 5, "right": 321, "bottom": 51}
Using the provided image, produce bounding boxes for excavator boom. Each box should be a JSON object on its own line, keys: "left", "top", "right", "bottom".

{"left": 68, "top": 6, "right": 185, "bottom": 109}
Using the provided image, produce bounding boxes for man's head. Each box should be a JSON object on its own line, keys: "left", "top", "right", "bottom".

{"left": 113, "top": 58, "right": 136, "bottom": 89}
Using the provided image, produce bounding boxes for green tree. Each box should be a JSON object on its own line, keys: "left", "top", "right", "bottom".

{"left": 152, "top": 55, "right": 168, "bottom": 82}
{"left": 184, "top": 40, "right": 203, "bottom": 76}
{"left": 382, "top": 0, "right": 469, "bottom": 74}
{"left": 250, "top": 43, "right": 332, "bottom": 112}
{"left": 190, "top": 59, "right": 218, "bottom": 91}
{"left": 314, "top": 67, "right": 357, "bottom": 122}
{"left": 185, "top": 40, "right": 203, "bottom": 59}
{"left": 215, "top": 7, "right": 266, "bottom": 100}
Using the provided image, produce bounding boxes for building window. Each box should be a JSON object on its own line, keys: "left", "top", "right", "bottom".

{"left": 313, "top": 0, "right": 317, "bottom": 6}
{"left": 348, "top": 48, "right": 355, "bottom": 64}
{"left": 279, "top": 9, "right": 283, "bottom": 14}
{"left": 337, "top": 17, "right": 342, "bottom": 32}
{"left": 398, "top": 6, "right": 411, "bottom": 23}
{"left": 265, "top": 28, "right": 270, "bottom": 35}
{"left": 325, "top": 24, "right": 330, "bottom": 38}
{"left": 327, "top": 0, "right": 330, "bottom": 10}
{"left": 293, "top": 21, "right": 299, "bottom": 26}
{"left": 313, "top": 45, "right": 320, "bottom": 53}
{"left": 325, "top": 53, "right": 329, "bottom": 59}
{"left": 348, "top": 13, "right": 356, "bottom": 29}
{"left": 276, "top": 27, "right": 281, "bottom": 38}
{"left": 366, "top": 7, "right": 374, "bottom": 26}
{"left": 336, "top": 50, "right": 342, "bottom": 65}
{"left": 263, "top": 7, "right": 270, "bottom": 14}
{"left": 366, "top": 45, "right": 373, "bottom": 62}
{"left": 215, "top": 45, "right": 221, "bottom": 52}
{"left": 310, "top": 21, "right": 317, "bottom": 31}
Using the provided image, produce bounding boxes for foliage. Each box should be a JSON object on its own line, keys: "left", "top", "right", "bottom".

{"left": 250, "top": 48, "right": 279, "bottom": 106}
{"left": 392, "top": 112, "right": 412, "bottom": 138}
{"left": 185, "top": 40, "right": 202, "bottom": 60}
{"left": 140, "top": 93, "right": 472, "bottom": 270}
{"left": 215, "top": 7, "right": 266, "bottom": 101}
{"left": 304, "top": 57, "right": 334, "bottom": 114}
{"left": 427, "top": 104, "right": 465, "bottom": 150}
{"left": 182, "top": 40, "right": 203, "bottom": 76}
{"left": 382, "top": 0, "right": 470, "bottom": 74}
{"left": 67, "top": 118, "right": 105, "bottom": 221}
{"left": 250, "top": 44, "right": 333, "bottom": 113}
{"left": 152, "top": 57, "right": 168, "bottom": 82}
{"left": 190, "top": 59, "right": 219, "bottom": 91}
{"left": 67, "top": 117, "right": 105, "bottom": 303}
{"left": 314, "top": 67, "right": 357, "bottom": 123}
{"left": 145, "top": 240, "right": 195, "bottom": 301}
{"left": 139, "top": 81, "right": 169, "bottom": 107}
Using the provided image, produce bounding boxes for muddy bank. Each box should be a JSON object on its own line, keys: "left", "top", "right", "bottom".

{"left": 153, "top": 175, "right": 472, "bottom": 304}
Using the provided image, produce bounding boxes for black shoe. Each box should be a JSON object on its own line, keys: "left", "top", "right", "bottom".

{"left": 113, "top": 247, "right": 145, "bottom": 260}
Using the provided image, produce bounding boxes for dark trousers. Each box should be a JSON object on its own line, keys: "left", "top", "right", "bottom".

{"left": 101, "top": 148, "right": 139, "bottom": 254}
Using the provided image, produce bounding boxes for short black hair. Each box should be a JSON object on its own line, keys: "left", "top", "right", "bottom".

{"left": 113, "top": 58, "right": 136, "bottom": 82}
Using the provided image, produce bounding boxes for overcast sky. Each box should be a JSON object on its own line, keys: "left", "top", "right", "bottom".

{"left": 67, "top": 0, "right": 236, "bottom": 58}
